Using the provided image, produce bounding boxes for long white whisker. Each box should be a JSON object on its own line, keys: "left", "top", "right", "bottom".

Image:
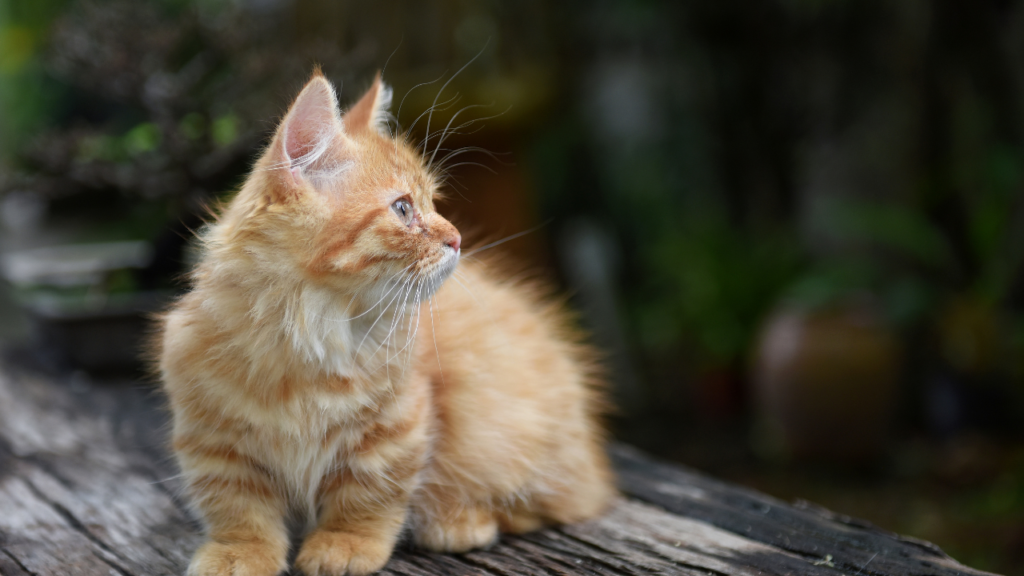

{"left": 462, "top": 220, "right": 553, "bottom": 259}
{"left": 431, "top": 105, "right": 513, "bottom": 170}
{"left": 397, "top": 72, "right": 447, "bottom": 126}
{"left": 378, "top": 39, "right": 404, "bottom": 139}
{"left": 428, "top": 295, "right": 445, "bottom": 389}
{"left": 421, "top": 113, "right": 497, "bottom": 148}
{"left": 381, "top": 39, "right": 403, "bottom": 79}
{"left": 437, "top": 161, "right": 498, "bottom": 178}
{"left": 374, "top": 272, "right": 413, "bottom": 358}
{"left": 391, "top": 278, "right": 424, "bottom": 364}
{"left": 421, "top": 42, "right": 488, "bottom": 159}
{"left": 373, "top": 276, "right": 417, "bottom": 359}
{"left": 407, "top": 94, "right": 459, "bottom": 140}
{"left": 403, "top": 295, "right": 423, "bottom": 371}
{"left": 423, "top": 125, "right": 489, "bottom": 150}
{"left": 437, "top": 146, "right": 507, "bottom": 167}
{"left": 428, "top": 102, "right": 494, "bottom": 168}
{"left": 343, "top": 262, "right": 417, "bottom": 321}
{"left": 355, "top": 276, "right": 412, "bottom": 356}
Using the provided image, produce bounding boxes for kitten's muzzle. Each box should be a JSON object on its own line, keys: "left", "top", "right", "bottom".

{"left": 445, "top": 232, "right": 462, "bottom": 253}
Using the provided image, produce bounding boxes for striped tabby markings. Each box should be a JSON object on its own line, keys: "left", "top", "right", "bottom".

{"left": 296, "top": 434, "right": 425, "bottom": 576}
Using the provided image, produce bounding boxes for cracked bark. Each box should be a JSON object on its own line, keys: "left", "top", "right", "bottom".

{"left": 0, "top": 363, "right": 1000, "bottom": 576}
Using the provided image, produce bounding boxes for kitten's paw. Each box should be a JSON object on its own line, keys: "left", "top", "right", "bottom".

{"left": 414, "top": 506, "right": 499, "bottom": 553}
{"left": 295, "top": 530, "right": 394, "bottom": 576}
{"left": 496, "top": 508, "right": 545, "bottom": 534}
{"left": 187, "top": 540, "right": 286, "bottom": 576}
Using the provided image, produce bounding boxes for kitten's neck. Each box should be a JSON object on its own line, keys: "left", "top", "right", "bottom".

{"left": 198, "top": 256, "right": 419, "bottom": 381}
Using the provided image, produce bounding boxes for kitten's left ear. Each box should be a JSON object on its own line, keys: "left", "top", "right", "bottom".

{"left": 342, "top": 73, "right": 393, "bottom": 136}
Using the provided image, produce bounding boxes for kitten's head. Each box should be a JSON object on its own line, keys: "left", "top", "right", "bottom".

{"left": 237, "top": 71, "right": 460, "bottom": 303}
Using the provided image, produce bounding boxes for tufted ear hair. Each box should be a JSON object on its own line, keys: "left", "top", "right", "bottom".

{"left": 275, "top": 72, "right": 350, "bottom": 188}
{"left": 342, "top": 72, "right": 393, "bottom": 136}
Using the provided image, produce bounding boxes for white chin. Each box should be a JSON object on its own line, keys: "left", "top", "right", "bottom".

{"left": 418, "top": 251, "right": 459, "bottom": 300}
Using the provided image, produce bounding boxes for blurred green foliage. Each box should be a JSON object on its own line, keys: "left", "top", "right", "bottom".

{"left": 528, "top": 0, "right": 1024, "bottom": 421}
{"left": 0, "top": 0, "right": 69, "bottom": 157}
{"left": 640, "top": 218, "right": 802, "bottom": 366}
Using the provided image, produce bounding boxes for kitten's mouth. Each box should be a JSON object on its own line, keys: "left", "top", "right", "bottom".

{"left": 437, "top": 247, "right": 459, "bottom": 279}
{"left": 417, "top": 248, "right": 459, "bottom": 299}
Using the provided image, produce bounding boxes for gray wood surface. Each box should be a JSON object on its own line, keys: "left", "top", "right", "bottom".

{"left": 0, "top": 362, "right": 998, "bottom": 576}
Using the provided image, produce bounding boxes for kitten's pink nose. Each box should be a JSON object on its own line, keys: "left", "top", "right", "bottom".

{"left": 447, "top": 233, "right": 461, "bottom": 252}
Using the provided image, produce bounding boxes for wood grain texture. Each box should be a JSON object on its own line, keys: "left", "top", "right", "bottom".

{"left": 0, "top": 363, "right": 999, "bottom": 576}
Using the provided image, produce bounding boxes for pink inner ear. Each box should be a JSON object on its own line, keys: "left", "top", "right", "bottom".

{"left": 283, "top": 78, "right": 340, "bottom": 168}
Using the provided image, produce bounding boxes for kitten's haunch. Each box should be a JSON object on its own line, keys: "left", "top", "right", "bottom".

{"left": 154, "top": 71, "right": 614, "bottom": 576}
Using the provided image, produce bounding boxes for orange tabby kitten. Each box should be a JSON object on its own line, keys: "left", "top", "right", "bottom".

{"left": 156, "top": 71, "right": 613, "bottom": 576}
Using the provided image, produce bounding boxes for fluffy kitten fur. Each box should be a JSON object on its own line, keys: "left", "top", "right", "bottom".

{"left": 156, "top": 71, "right": 613, "bottom": 576}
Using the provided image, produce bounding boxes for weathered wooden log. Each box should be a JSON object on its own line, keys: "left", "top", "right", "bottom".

{"left": 0, "top": 362, "right": 998, "bottom": 576}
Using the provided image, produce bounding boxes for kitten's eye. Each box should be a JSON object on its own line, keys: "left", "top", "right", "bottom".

{"left": 391, "top": 198, "right": 414, "bottom": 226}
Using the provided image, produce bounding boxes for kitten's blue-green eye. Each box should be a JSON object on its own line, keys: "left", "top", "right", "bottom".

{"left": 392, "top": 198, "right": 414, "bottom": 226}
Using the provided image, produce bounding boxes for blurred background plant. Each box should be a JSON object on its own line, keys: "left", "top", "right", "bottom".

{"left": 1, "top": 0, "right": 1023, "bottom": 572}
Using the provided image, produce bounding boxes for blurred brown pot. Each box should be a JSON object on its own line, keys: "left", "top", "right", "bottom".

{"left": 752, "top": 304, "right": 901, "bottom": 464}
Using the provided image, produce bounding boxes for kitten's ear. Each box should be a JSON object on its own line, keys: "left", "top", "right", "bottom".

{"left": 342, "top": 73, "right": 393, "bottom": 136}
{"left": 275, "top": 73, "right": 348, "bottom": 186}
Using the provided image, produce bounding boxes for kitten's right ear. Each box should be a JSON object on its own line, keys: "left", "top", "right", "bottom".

{"left": 273, "top": 73, "right": 349, "bottom": 189}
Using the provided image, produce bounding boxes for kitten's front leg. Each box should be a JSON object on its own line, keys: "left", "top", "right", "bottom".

{"left": 296, "top": 431, "right": 427, "bottom": 575}
{"left": 178, "top": 444, "right": 289, "bottom": 576}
